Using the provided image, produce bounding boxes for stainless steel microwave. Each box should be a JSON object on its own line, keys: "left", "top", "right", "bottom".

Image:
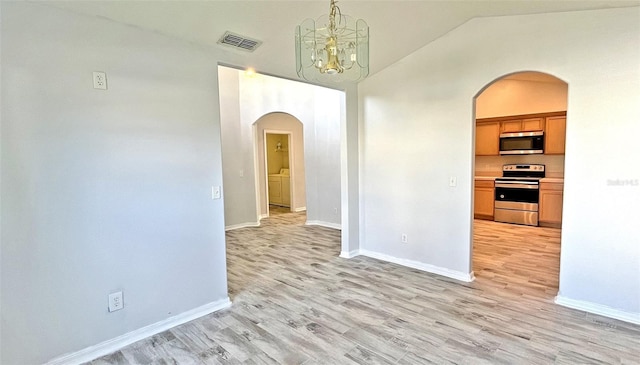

{"left": 499, "top": 131, "right": 544, "bottom": 155}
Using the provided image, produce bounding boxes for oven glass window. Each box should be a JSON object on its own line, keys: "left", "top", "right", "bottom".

{"left": 495, "top": 187, "right": 539, "bottom": 203}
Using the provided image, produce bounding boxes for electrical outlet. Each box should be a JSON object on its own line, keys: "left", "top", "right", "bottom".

{"left": 401, "top": 234, "right": 408, "bottom": 243}
{"left": 93, "top": 71, "right": 107, "bottom": 90}
{"left": 108, "top": 291, "right": 123, "bottom": 312}
{"left": 212, "top": 186, "right": 221, "bottom": 200}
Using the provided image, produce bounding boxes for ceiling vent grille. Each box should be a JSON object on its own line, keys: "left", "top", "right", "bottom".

{"left": 218, "top": 31, "right": 262, "bottom": 52}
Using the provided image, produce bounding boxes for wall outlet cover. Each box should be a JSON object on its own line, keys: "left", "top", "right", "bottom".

{"left": 108, "top": 291, "right": 124, "bottom": 312}
{"left": 93, "top": 71, "right": 107, "bottom": 90}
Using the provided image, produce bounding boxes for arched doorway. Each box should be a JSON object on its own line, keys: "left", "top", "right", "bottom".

{"left": 253, "top": 112, "right": 306, "bottom": 219}
{"left": 472, "top": 71, "right": 568, "bottom": 299}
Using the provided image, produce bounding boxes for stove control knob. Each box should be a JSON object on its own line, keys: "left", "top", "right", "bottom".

{"left": 500, "top": 194, "right": 505, "bottom": 198}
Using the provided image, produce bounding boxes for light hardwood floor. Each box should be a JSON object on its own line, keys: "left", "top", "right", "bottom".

{"left": 88, "top": 210, "right": 639, "bottom": 364}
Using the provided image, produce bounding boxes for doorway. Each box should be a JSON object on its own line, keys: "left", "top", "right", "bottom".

{"left": 253, "top": 113, "right": 306, "bottom": 220}
{"left": 472, "top": 71, "right": 568, "bottom": 298}
{"left": 264, "top": 132, "right": 292, "bottom": 210}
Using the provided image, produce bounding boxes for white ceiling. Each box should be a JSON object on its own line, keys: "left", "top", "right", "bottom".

{"left": 43, "top": 0, "right": 639, "bottom": 84}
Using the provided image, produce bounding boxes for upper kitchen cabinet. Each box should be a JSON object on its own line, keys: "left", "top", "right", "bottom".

{"left": 500, "top": 117, "right": 545, "bottom": 133}
{"left": 545, "top": 116, "right": 567, "bottom": 154}
{"left": 475, "top": 121, "right": 500, "bottom": 156}
{"left": 476, "top": 111, "right": 566, "bottom": 156}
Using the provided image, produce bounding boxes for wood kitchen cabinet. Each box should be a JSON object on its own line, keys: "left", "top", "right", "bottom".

{"left": 476, "top": 112, "right": 566, "bottom": 156}
{"left": 475, "top": 121, "right": 500, "bottom": 156}
{"left": 544, "top": 116, "right": 567, "bottom": 154}
{"left": 539, "top": 181, "right": 564, "bottom": 228}
{"left": 474, "top": 179, "right": 495, "bottom": 220}
{"left": 500, "top": 117, "right": 545, "bottom": 133}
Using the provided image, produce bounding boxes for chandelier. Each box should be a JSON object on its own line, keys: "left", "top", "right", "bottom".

{"left": 295, "top": 0, "right": 369, "bottom": 83}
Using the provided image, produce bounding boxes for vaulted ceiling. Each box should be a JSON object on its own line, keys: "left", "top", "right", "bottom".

{"left": 44, "top": 1, "right": 639, "bottom": 84}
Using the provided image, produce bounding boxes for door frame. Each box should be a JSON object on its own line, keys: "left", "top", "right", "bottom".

{"left": 261, "top": 129, "right": 294, "bottom": 217}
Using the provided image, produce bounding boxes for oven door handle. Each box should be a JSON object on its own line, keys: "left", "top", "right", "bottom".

{"left": 495, "top": 183, "right": 539, "bottom": 189}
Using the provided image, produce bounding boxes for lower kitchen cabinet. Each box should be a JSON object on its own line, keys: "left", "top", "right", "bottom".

{"left": 539, "top": 181, "right": 564, "bottom": 228}
{"left": 474, "top": 179, "right": 495, "bottom": 220}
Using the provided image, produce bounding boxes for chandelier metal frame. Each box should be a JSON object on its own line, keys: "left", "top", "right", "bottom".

{"left": 295, "top": 0, "right": 369, "bottom": 83}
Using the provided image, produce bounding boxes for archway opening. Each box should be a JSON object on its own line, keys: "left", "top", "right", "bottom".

{"left": 253, "top": 112, "right": 306, "bottom": 219}
{"left": 472, "top": 71, "right": 568, "bottom": 299}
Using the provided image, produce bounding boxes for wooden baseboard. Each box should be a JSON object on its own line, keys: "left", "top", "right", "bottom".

{"left": 539, "top": 221, "right": 561, "bottom": 228}
{"left": 474, "top": 214, "right": 494, "bottom": 221}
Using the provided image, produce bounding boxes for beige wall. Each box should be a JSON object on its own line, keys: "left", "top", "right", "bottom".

{"left": 476, "top": 76, "right": 568, "bottom": 118}
{"left": 475, "top": 155, "right": 565, "bottom": 178}
{"left": 266, "top": 133, "right": 289, "bottom": 175}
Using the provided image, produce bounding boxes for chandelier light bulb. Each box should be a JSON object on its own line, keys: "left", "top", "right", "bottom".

{"left": 295, "top": 0, "right": 369, "bottom": 83}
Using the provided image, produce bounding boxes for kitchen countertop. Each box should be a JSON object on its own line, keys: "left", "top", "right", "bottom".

{"left": 540, "top": 177, "right": 564, "bottom": 183}
{"left": 474, "top": 176, "right": 564, "bottom": 183}
{"left": 474, "top": 176, "right": 498, "bottom": 181}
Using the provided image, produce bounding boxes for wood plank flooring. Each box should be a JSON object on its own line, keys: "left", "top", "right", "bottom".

{"left": 473, "top": 219, "right": 561, "bottom": 299}
{"left": 88, "top": 210, "right": 640, "bottom": 364}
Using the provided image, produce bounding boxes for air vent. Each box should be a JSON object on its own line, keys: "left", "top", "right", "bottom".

{"left": 217, "top": 31, "right": 262, "bottom": 52}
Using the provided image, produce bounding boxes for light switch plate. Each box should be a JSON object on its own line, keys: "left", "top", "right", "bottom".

{"left": 212, "top": 186, "right": 221, "bottom": 200}
{"left": 449, "top": 176, "right": 457, "bottom": 187}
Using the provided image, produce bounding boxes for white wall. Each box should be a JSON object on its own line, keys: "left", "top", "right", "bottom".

{"left": 341, "top": 85, "right": 361, "bottom": 256}
{"left": 359, "top": 7, "right": 640, "bottom": 320}
{"left": 1, "top": 3, "right": 229, "bottom": 363}
{"left": 256, "top": 114, "right": 305, "bottom": 212}
{"left": 219, "top": 69, "right": 259, "bottom": 227}
{"left": 0, "top": 3, "right": 3, "bottom": 362}
{"left": 218, "top": 66, "right": 342, "bottom": 229}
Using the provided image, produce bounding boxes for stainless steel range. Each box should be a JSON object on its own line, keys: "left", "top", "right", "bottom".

{"left": 494, "top": 164, "right": 545, "bottom": 226}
